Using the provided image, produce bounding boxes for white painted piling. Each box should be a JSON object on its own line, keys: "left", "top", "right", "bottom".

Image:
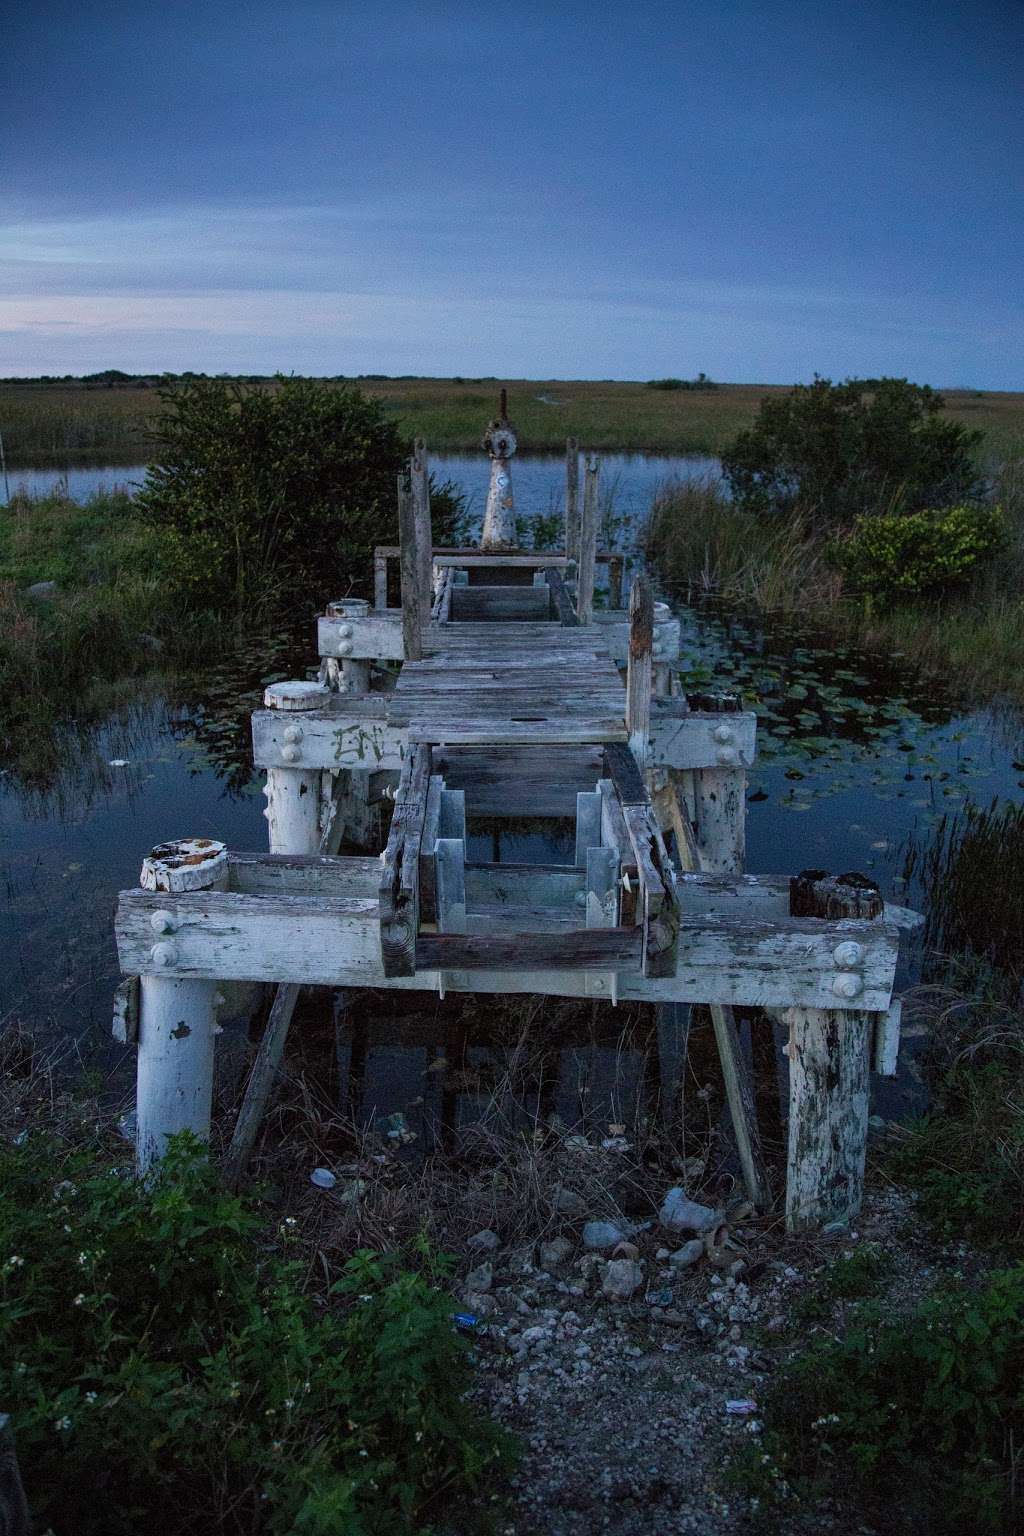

{"left": 262, "top": 681, "right": 330, "bottom": 856}
{"left": 135, "top": 839, "right": 227, "bottom": 1174}
{"left": 482, "top": 393, "right": 517, "bottom": 550}
{"left": 576, "top": 456, "right": 599, "bottom": 625}
{"left": 325, "top": 598, "right": 372, "bottom": 695}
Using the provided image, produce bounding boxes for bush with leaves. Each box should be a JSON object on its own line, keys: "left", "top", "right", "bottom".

{"left": 734, "top": 1266, "right": 1024, "bottom": 1533}
{"left": 722, "top": 376, "right": 984, "bottom": 524}
{"left": 832, "top": 501, "right": 1004, "bottom": 599}
{"left": 0, "top": 1135, "right": 511, "bottom": 1535}
{"left": 137, "top": 377, "right": 463, "bottom": 615}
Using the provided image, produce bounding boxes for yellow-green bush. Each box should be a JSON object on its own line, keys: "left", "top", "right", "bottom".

{"left": 833, "top": 503, "right": 1005, "bottom": 598}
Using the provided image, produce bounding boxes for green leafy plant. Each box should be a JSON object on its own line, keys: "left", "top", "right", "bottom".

{"left": 722, "top": 377, "right": 984, "bottom": 524}
{"left": 832, "top": 502, "right": 1005, "bottom": 599}
{"left": 737, "top": 1267, "right": 1024, "bottom": 1533}
{"left": 137, "top": 377, "right": 463, "bottom": 616}
{"left": 0, "top": 1134, "right": 511, "bottom": 1535}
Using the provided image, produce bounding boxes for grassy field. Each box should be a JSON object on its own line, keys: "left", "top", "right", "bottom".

{"left": 3, "top": 376, "right": 1023, "bottom": 465}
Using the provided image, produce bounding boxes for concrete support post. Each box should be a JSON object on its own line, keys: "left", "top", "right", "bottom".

{"left": 262, "top": 681, "right": 330, "bottom": 855}
{"left": 135, "top": 838, "right": 228, "bottom": 1175}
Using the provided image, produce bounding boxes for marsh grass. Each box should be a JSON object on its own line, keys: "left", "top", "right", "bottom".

{"left": 646, "top": 461, "right": 1024, "bottom": 701}
{"left": 4, "top": 377, "right": 1023, "bottom": 463}
{"left": 0, "top": 489, "right": 217, "bottom": 764}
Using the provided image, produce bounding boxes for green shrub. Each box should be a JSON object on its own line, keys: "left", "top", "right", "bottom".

{"left": 0, "top": 1135, "right": 511, "bottom": 1535}
{"left": 833, "top": 502, "right": 1004, "bottom": 598}
{"left": 739, "top": 1267, "right": 1024, "bottom": 1533}
{"left": 722, "top": 376, "right": 984, "bottom": 524}
{"left": 645, "top": 373, "right": 718, "bottom": 391}
{"left": 137, "top": 377, "right": 463, "bottom": 616}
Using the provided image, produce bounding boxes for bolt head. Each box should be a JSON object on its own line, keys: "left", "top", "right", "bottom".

{"left": 591, "top": 978, "right": 606, "bottom": 991}
{"left": 151, "top": 942, "right": 178, "bottom": 968}
{"left": 336, "top": 640, "right": 353, "bottom": 656}
{"left": 281, "top": 744, "right": 302, "bottom": 764}
{"left": 338, "top": 624, "right": 353, "bottom": 639}
{"left": 283, "top": 724, "right": 303, "bottom": 744}
{"left": 832, "top": 941, "right": 865, "bottom": 969}
{"left": 715, "top": 746, "right": 738, "bottom": 766}
{"left": 150, "top": 909, "right": 176, "bottom": 935}
{"left": 832, "top": 972, "right": 863, "bottom": 1000}
{"left": 713, "top": 724, "right": 734, "bottom": 744}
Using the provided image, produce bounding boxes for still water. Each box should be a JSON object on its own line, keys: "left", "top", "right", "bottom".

{"left": 2, "top": 458, "right": 1022, "bottom": 1147}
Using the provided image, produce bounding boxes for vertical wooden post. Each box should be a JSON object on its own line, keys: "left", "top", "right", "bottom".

{"left": 0, "top": 1414, "right": 30, "bottom": 1536}
{"left": 262, "top": 681, "right": 330, "bottom": 855}
{"left": 398, "top": 473, "right": 424, "bottom": 661}
{"left": 410, "top": 438, "right": 433, "bottom": 609}
{"left": 608, "top": 554, "right": 624, "bottom": 610}
{"left": 374, "top": 550, "right": 389, "bottom": 611}
{"left": 577, "top": 455, "right": 599, "bottom": 625}
{"left": 135, "top": 839, "right": 227, "bottom": 1175}
{"left": 565, "top": 436, "right": 580, "bottom": 562}
{"left": 626, "top": 574, "right": 653, "bottom": 770}
{"left": 779, "top": 871, "right": 884, "bottom": 1232}
{"left": 688, "top": 691, "right": 746, "bottom": 874}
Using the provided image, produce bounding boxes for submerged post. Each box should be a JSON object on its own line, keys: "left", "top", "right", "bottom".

{"left": 779, "top": 871, "right": 884, "bottom": 1232}
{"left": 565, "top": 435, "right": 580, "bottom": 563}
{"left": 135, "top": 839, "right": 227, "bottom": 1174}
{"left": 481, "top": 389, "right": 517, "bottom": 550}
{"left": 577, "top": 455, "right": 599, "bottom": 624}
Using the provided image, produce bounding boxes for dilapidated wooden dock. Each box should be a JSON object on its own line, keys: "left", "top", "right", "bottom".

{"left": 114, "top": 394, "right": 920, "bottom": 1231}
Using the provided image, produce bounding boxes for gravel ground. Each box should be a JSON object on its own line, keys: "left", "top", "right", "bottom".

{"left": 452, "top": 1182, "right": 945, "bottom": 1536}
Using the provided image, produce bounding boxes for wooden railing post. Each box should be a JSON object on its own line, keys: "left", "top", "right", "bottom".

{"left": 398, "top": 473, "right": 424, "bottom": 661}
{"left": 565, "top": 436, "right": 580, "bottom": 563}
{"left": 410, "top": 438, "right": 433, "bottom": 610}
{"left": 577, "top": 455, "right": 599, "bottom": 624}
{"left": 687, "top": 691, "right": 746, "bottom": 875}
{"left": 626, "top": 573, "right": 653, "bottom": 770}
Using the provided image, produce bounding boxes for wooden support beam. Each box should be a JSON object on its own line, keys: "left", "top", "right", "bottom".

{"left": 545, "top": 566, "right": 579, "bottom": 626}
{"left": 575, "top": 790, "right": 603, "bottom": 868}
{"left": 689, "top": 693, "right": 747, "bottom": 874}
{"left": 608, "top": 554, "right": 624, "bottom": 610}
{"left": 603, "top": 743, "right": 679, "bottom": 978}
{"left": 410, "top": 439, "right": 433, "bottom": 610}
{"left": 626, "top": 574, "right": 653, "bottom": 770}
{"left": 777, "top": 868, "right": 884, "bottom": 1232}
{"left": 657, "top": 772, "right": 770, "bottom": 1209}
{"left": 397, "top": 475, "right": 424, "bottom": 662}
{"left": 374, "top": 550, "right": 388, "bottom": 610}
{"left": 415, "top": 927, "right": 642, "bottom": 972}
{"left": 577, "top": 456, "right": 599, "bottom": 625}
{"left": 378, "top": 743, "right": 432, "bottom": 976}
{"left": 565, "top": 436, "right": 580, "bottom": 563}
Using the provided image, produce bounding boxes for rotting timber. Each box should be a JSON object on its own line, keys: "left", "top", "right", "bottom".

{"left": 113, "top": 393, "right": 922, "bottom": 1232}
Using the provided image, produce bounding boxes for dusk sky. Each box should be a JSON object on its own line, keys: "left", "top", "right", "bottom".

{"left": 3, "top": 0, "right": 1021, "bottom": 386}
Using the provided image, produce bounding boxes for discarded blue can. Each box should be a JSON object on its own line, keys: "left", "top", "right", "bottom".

{"left": 452, "top": 1312, "right": 479, "bottom": 1331}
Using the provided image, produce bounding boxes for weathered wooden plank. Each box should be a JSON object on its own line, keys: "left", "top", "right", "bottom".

{"left": 648, "top": 704, "right": 757, "bottom": 770}
{"left": 407, "top": 718, "right": 628, "bottom": 746}
{"left": 546, "top": 566, "right": 579, "bottom": 626}
{"left": 410, "top": 439, "right": 433, "bottom": 609}
{"left": 449, "top": 586, "right": 553, "bottom": 622}
{"left": 433, "top": 745, "right": 603, "bottom": 816}
{"left": 565, "top": 436, "right": 580, "bottom": 563}
{"left": 318, "top": 610, "right": 404, "bottom": 661}
{"left": 415, "top": 927, "right": 642, "bottom": 971}
{"left": 874, "top": 998, "right": 902, "bottom": 1076}
{"left": 418, "top": 775, "right": 444, "bottom": 924}
{"left": 116, "top": 890, "right": 899, "bottom": 1009}
{"left": 378, "top": 744, "right": 431, "bottom": 976}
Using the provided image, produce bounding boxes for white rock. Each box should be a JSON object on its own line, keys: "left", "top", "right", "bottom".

{"left": 668, "top": 1238, "right": 705, "bottom": 1268}
{"left": 582, "top": 1220, "right": 625, "bottom": 1251}
{"left": 539, "top": 1236, "right": 574, "bottom": 1272}
{"left": 601, "top": 1258, "right": 644, "bottom": 1301}
{"left": 465, "top": 1260, "right": 493, "bottom": 1293}
{"left": 659, "top": 1187, "right": 719, "bottom": 1233}
{"left": 467, "top": 1228, "right": 500, "bottom": 1252}
{"left": 551, "top": 1185, "right": 586, "bottom": 1217}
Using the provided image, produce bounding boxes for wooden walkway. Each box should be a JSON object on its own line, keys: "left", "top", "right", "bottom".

{"left": 113, "top": 421, "right": 922, "bottom": 1233}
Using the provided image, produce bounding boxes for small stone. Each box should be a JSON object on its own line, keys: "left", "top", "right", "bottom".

{"left": 25, "top": 580, "right": 57, "bottom": 600}
{"left": 668, "top": 1239, "right": 705, "bottom": 1268}
{"left": 552, "top": 1185, "right": 586, "bottom": 1218}
{"left": 468, "top": 1229, "right": 500, "bottom": 1252}
{"left": 659, "top": 1187, "right": 719, "bottom": 1233}
{"left": 655, "top": 1246, "right": 671, "bottom": 1261}
{"left": 728, "top": 1259, "right": 746, "bottom": 1279}
{"left": 539, "top": 1236, "right": 574, "bottom": 1273}
{"left": 465, "top": 1260, "right": 493, "bottom": 1293}
{"left": 463, "top": 1291, "right": 496, "bottom": 1318}
{"left": 611, "top": 1240, "right": 640, "bottom": 1260}
{"left": 582, "top": 1220, "right": 625, "bottom": 1252}
{"left": 602, "top": 1258, "right": 644, "bottom": 1301}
